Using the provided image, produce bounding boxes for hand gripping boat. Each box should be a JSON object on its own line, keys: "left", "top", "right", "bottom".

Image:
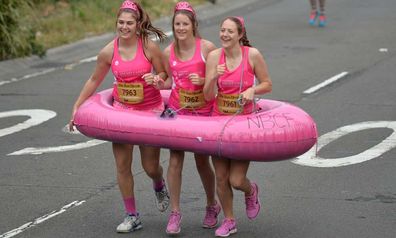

{"left": 74, "top": 89, "right": 317, "bottom": 161}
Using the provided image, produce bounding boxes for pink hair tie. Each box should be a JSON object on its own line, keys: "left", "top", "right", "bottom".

{"left": 175, "top": 1, "right": 195, "bottom": 15}
{"left": 120, "top": 0, "right": 140, "bottom": 17}
{"left": 234, "top": 16, "right": 245, "bottom": 29}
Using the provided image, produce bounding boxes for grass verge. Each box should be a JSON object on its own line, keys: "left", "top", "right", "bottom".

{"left": 33, "top": 0, "right": 206, "bottom": 50}
{"left": 1, "top": 0, "right": 208, "bottom": 60}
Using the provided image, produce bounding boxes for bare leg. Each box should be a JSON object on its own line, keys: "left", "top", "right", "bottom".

{"left": 113, "top": 143, "right": 134, "bottom": 199}
{"left": 167, "top": 150, "right": 184, "bottom": 212}
{"left": 319, "top": 0, "right": 325, "bottom": 13}
{"left": 308, "top": 0, "right": 319, "bottom": 25}
{"left": 194, "top": 153, "right": 216, "bottom": 206}
{"left": 213, "top": 157, "right": 234, "bottom": 219}
{"left": 229, "top": 160, "right": 251, "bottom": 195}
{"left": 139, "top": 145, "right": 163, "bottom": 182}
{"left": 309, "top": 0, "right": 317, "bottom": 11}
{"left": 318, "top": 0, "right": 327, "bottom": 27}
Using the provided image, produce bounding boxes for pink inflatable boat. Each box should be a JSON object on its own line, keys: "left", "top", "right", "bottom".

{"left": 74, "top": 89, "right": 317, "bottom": 161}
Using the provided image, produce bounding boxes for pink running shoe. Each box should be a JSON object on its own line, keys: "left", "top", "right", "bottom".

{"left": 309, "top": 10, "right": 318, "bottom": 25}
{"left": 166, "top": 211, "right": 182, "bottom": 234}
{"left": 245, "top": 182, "right": 261, "bottom": 219}
{"left": 215, "top": 218, "right": 237, "bottom": 237}
{"left": 203, "top": 202, "right": 221, "bottom": 228}
{"left": 318, "top": 13, "right": 327, "bottom": 27}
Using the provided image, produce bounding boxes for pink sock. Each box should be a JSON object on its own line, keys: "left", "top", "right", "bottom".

{"left": 153, "top": 179, "right": 165, "bottom": 192}
{"left": 123, "top": 197, "right": 137, "bottom": 215}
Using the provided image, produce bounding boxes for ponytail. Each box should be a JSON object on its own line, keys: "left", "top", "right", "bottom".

{"left": 136, "top": 3, "right": 167, "bottom": 44}
{"left": 239, "top": 29, "right": 251, "bottom": 47}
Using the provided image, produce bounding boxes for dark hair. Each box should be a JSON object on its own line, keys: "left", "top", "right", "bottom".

{"left": 222, "top": 17, "right": 252, "bottom": 47}
{"left": 117, "top": 2, "right": 167, "bottom": 44}
{"left": 172, "top": 10, "right": 200, "bottom": 54}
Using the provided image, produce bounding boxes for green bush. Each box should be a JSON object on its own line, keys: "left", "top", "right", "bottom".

{"left": 0, "top": 0, "right": 45, "bottom": 60}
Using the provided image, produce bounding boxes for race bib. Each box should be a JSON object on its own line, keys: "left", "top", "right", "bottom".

{"left": 117, "top": 82, "right": 144, "bottom": 104}
{"left": 179, "top": 89, "right": 205, "bottom": 109}
{"left": 217, "top": 92, "right": 242, "bottom": 114}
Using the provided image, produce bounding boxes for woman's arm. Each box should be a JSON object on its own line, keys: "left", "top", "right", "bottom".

{"left": 142, "top": 39, "right": 167, "bottom": 87}
{"left": 69, "top": 43, "right": 113, "bottom": 130}
{"left": 250, "top": 47, "right": 272, "bottom": 94}
{"left": 203, "top": 49, "right": 223, "bottom": 101}
{"left": 188, "top": 39, "right": 217, "bottom": 86}
{"left": 159, "top": 45, "right": 173, "bottom": 89}
{"left": 240, "top": 48, "right": 272, "bottom": 102}
{"left": 201, "top": 39, "right": 217, "bottom": 59}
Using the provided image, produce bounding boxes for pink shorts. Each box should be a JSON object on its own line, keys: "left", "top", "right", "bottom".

{"left": 113, "top": 100, "right": 165, "bottom": 113}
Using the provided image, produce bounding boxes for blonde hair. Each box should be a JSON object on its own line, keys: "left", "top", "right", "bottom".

{"left": 172, "top": 9, "right": 201, "bottom": 54}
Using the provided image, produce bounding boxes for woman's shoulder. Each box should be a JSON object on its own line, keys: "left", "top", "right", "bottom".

{"left": 201, "top": 38, "right": 217, "bottom": 51}
{"left": 98, "top": 40, "right": 115, "bottom": 61}
{"left": 247, "top": 47, "right": 261, "bottom": 57}
{"left": 142, "top": 38, "right": 160, "bottom": 50}
{"left": 207, "top": 48, "right": 222, "bottom": 58}
{"left": 163, "top": 42, "right": 173, "bottom": 56}
{"left": 141, "top": 38, "right": 162, "bottom": 59}
{"left": 208, "top": 47, "right": 222, "bottom": 56}
{"left": 199, "top": 38, "right": 216, "bottom": 59}
{"left": 247, "top": 47, "right": 264, "bottom": 61}
{"left": 206, "top": 48, "right": 222, "bottom": 64}
{"left": 246, "top": 47, "right": 266, "bottom": 69}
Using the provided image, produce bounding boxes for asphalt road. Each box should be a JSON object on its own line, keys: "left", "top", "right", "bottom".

{"left": 1, "top": 0, "right": 395, "bottom": 237}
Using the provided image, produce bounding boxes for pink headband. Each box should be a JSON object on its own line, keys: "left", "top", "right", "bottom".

{"left": 175, "top": 1, "right": 195, "bottom": 15}
{"left": 120, "top": 0, "right": 140, "bottom": 17}
{"left": 234, "top": 16, "right": 245, "bottom": 29}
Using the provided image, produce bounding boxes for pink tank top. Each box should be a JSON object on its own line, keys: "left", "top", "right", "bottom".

{"left": 111, "top": 37, "right": 162, "bottom": 110}
{"left": 212, "top": 46, "right": 255, "bottom": 116}
{"left": 168, "top": 38, "right": 213, "bottom": 116}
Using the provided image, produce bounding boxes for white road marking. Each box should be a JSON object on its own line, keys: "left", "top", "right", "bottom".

{"left": 0, "top": 200, "right": 85, "bottom": 238}
{"left": 78, "top": 56, "right": 97, "bottom": 63}
{"left": 0, "top": 68, "right": 57, "bottom": 86}
{"left": 0, "top": 110, "right": 56, "bottom": 138}
{"left": 303, "top": 72, "right": 349, "bottom": 94}
{"left": 8, "top": 139, "right": 107, "bottom": 155}
{"left": 292, "top": 121, "right": 396, "bottom": 167}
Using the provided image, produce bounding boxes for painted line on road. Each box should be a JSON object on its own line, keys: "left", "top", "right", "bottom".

{"left": 8, "top": 139, "right": 107, "bottom": 155}
{"left": 292, "top": 121, "right": 396, "bottom": 167}
{"left": 0, "top": 110, "right": 56, "bottom": 138}
{"left": 303, "top": 71, "right": 348, "bottom": 95}
{"left": 0, "top": 68, "right": 57, "bottom": 87}
{"left": 79, "top": 56, "right": 97, "bottom": 63}
{"left": 0, "top": 31, "right": 174, "bottom": 87}
{"left": 0, "top": 200, "right": 85, "bottom": 238}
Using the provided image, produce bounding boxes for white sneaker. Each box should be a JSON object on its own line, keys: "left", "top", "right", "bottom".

{"left": 155, "top": 184, "right": 170, "bottom": 212}
{"left": 116, "top": 214, "right": 142, "bottom": 233}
